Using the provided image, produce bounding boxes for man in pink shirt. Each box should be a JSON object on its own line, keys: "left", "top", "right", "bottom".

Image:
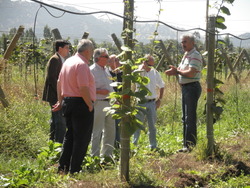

{"left": 53, "top": 39, "right": 95, "bottom": 174}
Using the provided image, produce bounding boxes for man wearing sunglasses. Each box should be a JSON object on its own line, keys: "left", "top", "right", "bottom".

{"left": 133, "top": 54, "right": 165, "bottom": 150}
{"left": 90, "top": 48, "right": 115, "bottom": 159}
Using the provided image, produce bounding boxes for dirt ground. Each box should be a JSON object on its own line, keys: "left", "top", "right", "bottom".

{"left": 70, "top": 134, "right": 250, "bottom": 188}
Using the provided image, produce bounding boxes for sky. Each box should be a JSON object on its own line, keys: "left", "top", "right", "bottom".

{"left": 33, "top": 0, "right": 250, "bottom": 36}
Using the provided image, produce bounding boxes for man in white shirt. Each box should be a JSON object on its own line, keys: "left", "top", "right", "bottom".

{"left": 133, "top": 54, "right": 165, "bottom": 150}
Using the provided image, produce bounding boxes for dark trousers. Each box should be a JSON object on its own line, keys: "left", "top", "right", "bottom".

{"left": 49, "top": 102, "right": 66, "bottom": 143}
{"left": 58, "top": 97, "right": 94, "bottom": 174}
{"left": 181, "top": 82, "right": 201, "bottom": 148}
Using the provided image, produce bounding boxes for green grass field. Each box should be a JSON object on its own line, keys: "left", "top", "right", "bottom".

{"left": 0, "top": 70, "right": 250, "bottom": 187}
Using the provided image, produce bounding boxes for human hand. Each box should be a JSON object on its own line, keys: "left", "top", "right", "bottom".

{"left": 88, "top": 104, "right": 94, "bottom": 112}
{"left": 165, "top": 65, "right": 178, "bottom": 76}
{"left": 156, "top": 99, "right": 161, "bottom": 109}
{"left": 52, "top": 101, "right": 62, "bottom": 112}
{"left": 98, "top": 89, "right": 110, "bottom": 95}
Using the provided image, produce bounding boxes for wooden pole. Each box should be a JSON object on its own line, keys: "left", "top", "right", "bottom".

{"left": 111, "top": 33, "right": 122, "bottom": 53}
{"left": 205, "top": 0, "right": 209, "bottom": 51}
{"left": 120, "top": 0, "right": 134, "bottom": 182}
{"left": 206, "top": 16, "right": 216, "bottom": 156}
{"left": 3, "top": 26, "right": 25, "bottom": 60}
{"left": 227, "top": 49, "right": 245, "bottom": 81}
{"left": 82, "top": 32, "right": 89, "bottom": 39}
{"left": 51, "top": 28, "right": 62, "bottom": 40}
{"left": 156, "top": 40, "right": 173, "bottom": 70}
{"left": 0, "top": 25, "right": 25, "bottom": 108}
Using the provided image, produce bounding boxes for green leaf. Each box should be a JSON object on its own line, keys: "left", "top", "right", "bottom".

{"left": 216, "top": 22, "right": 227, "bottom": 30}
{"left": 214, "top": 88, "right": 224, "bottom": 95}
{"left": 216, "top": 15, "right": 225, "bottom": 23}
{"left": 225, "top": 0, "right": 234, "bottom": 4}
{"left": 220, "top": 6, "right": 231, "bottom": 15}
{"left": 121, "top": 45, "right": 132, "bottom": 52}
{"left": 215, "top": 98, "right": 226, "bottom": 105}
{"left": 124, "top": 120, "right": 139, "bottom": 137}
{"left": 154, "top": 40, "right": 161, "bottom": 44}
{"left": 16, "top": 179, "right": 29, "bottom": 186}
{"left": 214, "top": 78, "right": 224, "bottom": 85}
{"left": 141, "top": 76, "right": 150, "bottom": 85}
{"left": 217, "top": 39, "right": 226, "bottom": 45}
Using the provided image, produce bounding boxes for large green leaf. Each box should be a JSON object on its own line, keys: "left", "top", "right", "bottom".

{"left": 216, "top": 15, "right": 225, "bottom": 23}
{"left": 217, "top": 39, "right": 226, "bottom": 45}
{"left": 216, "top": 22, "right": 227, "bottom": 30}
{"left": 220, "top": 6, "right": 231, "bottom": 15}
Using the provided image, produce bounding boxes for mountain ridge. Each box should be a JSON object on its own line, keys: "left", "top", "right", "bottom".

{"left": 0, "top": 0, "right": 249, "bottom": 48}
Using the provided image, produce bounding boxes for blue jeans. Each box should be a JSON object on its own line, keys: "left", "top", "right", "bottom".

{"left": 181, "top": 82, "right": 201, "bottom": 148}
{"left": 133, "top": 100, "right": 157, "bottom": 149}
{"left": 115, "top": 118, "right": 121, "bottom": 148}
{"left": 49, "top": 102, "right": 66, "bottom": 144}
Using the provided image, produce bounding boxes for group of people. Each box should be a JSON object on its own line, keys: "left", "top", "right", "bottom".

{"left": 42, "top": 34, "right": 203, "bottom": 174}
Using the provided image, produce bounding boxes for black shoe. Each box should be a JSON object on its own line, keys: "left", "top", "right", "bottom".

{"left": 57, "top": 166, "right": 69, "bottom": 175}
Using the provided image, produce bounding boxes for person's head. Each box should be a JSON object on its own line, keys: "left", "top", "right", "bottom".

{"left": 181, "top": 34, "right": 195, "bottom": 52}
{"left": 142, "top": 54, "right": 154, "bottom": 71}
{"left": 93, "top": 48, "right": 109, "bottom": 67}
{"left": 55, "top": 40, "right": 70, "bottom": 58}
{"left": 77, "top": 39, "right": 94, "bottom": 60}
{"left": 108, "top": 54, "right": 120, "bottom": 70}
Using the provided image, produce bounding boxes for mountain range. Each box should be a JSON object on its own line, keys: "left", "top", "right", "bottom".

{"left": 0, "top": 0, "right": 249, "bottom": 48}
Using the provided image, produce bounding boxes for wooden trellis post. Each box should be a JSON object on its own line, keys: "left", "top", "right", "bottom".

{"left": 82, "top": 32, "right": 89, "bottom": 39}
{"left": 51, "top": 28, "right": 62, "bottom": 40}
{"left": 227, "top": 49, "right": 247, "bottom": 81}
{"left": 156, "top": 40, "right": 173, "bottom": 70}
{"left": 111, "top": 33, "right": 122, "bottom": 53}
{"left": 0, "top": 25, "right": 25, "bottom": 108}
{"left": 206, "top": 16, "right": 216, "bottom": 156}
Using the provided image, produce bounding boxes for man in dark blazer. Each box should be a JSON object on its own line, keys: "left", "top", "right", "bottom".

{"left": 42, "top": 40, "right": 70, "bottom": 143}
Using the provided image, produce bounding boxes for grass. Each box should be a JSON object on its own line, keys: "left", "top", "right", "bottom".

{"left": 0, "top": 68, "right": 250, "bottom": 187}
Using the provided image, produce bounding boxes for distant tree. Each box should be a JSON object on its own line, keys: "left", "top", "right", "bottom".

{"left": 97, "top": 41, "right": 120, "bottom": 55}
{"left": 73, "top": 39, "right": 79, "bottom": 46}
{"left": 224, "top": 35, "right": 234, "bottom": 51}
{"left": 9, "top": 28, "right": 17, "bottom": 39}
{"left": 43, "top": 25, "right": 52, "bottom": 39}
{"left": 19, "top": 28, "right": 37, "bottom": 43}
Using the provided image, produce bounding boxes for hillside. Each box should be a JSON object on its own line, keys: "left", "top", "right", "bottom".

{"left": 231, "top": 33, "right": 250, "bottom": 48}
{"left": 0, "top": 0, "right": 249, "bottom": 47}
{"left": 0, "top": 0, "right": 176, "bottom": 43}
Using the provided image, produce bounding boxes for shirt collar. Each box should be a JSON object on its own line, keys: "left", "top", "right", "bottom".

{"left": 95, "top": 62, "right": 106, "bottom": 70}
{"left": 186, "top": 48, "right": 196, "bottom": 56}
{"left": 57, "top": 52, "right": 65, "bottom": 63}
{"left": 76, "top": 53, "right": 89, "bottom": 64}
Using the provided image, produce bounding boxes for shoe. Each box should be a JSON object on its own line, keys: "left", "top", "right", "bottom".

{"left": 177, "top": 147, "right": 190, "bottom": 153}
{"left": 57, "top": 166, "right": 69, "bottom": 175}
{"left": 57, "top": 169, "right": 68, "bottom": 175}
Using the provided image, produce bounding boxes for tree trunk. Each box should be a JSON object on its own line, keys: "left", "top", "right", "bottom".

{"left": 120, "top": 0, "right": 134, "bottom": 183}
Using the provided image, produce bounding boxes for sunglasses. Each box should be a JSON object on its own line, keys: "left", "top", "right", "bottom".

{"left": 145, "top": 61, "right": 153, "bottom": 67}
{"left": 100, "top": 55, "right": 109, "bottom": 59}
